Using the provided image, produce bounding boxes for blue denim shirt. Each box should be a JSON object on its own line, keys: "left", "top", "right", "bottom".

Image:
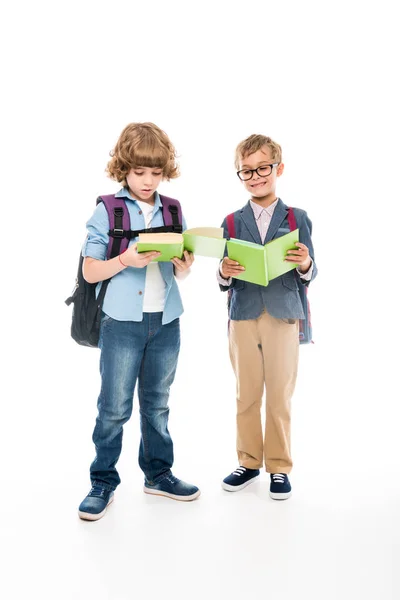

{"left": 82, "top": 188, "right": 187, "bottom": 324}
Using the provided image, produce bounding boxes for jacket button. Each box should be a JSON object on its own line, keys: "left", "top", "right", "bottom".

{"left": 138, "top": 210, "right": 142, "bottom": 215}
{"left": 139, "top": 291, "right": 143, "bottom": 295}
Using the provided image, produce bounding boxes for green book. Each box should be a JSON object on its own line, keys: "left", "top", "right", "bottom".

{"left": 266, "top": 229, "right": 300, "bottom": 280}
{"left": 227, "top": 229, "right": 300, "bottom": 286}
{"left": 137, "top": 227, "right": 227, "bottom": 261}
{"left": 137, "top": 233, "right": 184, "bottom": 262}
{"left": 183, "top": 227, "right": 226, "bottom": 259}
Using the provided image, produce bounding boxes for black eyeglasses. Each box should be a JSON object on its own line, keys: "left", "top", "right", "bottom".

{"left": 237, "top": 163, "right": 279, "bottom": 181}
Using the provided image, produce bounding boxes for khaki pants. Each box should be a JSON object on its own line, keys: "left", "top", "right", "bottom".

{"left": 229, "top": 311, "right": 299, "bottom": 474}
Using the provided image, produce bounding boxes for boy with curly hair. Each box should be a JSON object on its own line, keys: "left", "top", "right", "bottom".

{"left": 78, "top": 123, "right": 200, "bottom": 521}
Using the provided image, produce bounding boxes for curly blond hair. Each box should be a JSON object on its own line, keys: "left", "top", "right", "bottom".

{"left": 235, "top": 134, "right": 282, "bottom": 169}
{"left": 107, "top": 122, "right": 180, "bottom": 185}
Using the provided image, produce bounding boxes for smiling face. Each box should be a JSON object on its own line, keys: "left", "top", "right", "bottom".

{"left": 126, "top": 166, "right": 164, "bottom": 203}
{"left": 237, "top": 146, "right": 284, "bottom": 205}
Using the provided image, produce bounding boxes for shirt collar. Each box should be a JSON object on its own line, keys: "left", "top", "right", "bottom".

{"left": 249, "top": 197, "right": 279, "bottom": 219}
{"left": 115, "top": 187, "right": 162, "bottom": 209}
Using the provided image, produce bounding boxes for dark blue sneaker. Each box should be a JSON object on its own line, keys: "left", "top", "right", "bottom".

{"left": 222, "top": 466, "right": 260, "bottom": 491}
{"left": 144, "top": 473, "right": 200, "bottom": 501}
{"left": 78, "top": 485, "right": 114, "bottom": 520}
{"left": 269, "top": 473, "right": 292, "bottom": 500}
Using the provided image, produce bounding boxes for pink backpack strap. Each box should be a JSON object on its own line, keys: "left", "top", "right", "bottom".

{"left": 288, "top": 206, "right": 313, "bottom": 344}
{"left": 226, "top": 213, "right": 236, "bottom": 317}
{"left": 226, "top": 212, "right": 236, "bottom": 238}
{"left": 287, "top": 207, "right": 297, "bottom": 231}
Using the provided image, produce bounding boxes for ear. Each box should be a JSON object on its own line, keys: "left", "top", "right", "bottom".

{"left": 277, "top": 162, "right": 285, "bottom": 177}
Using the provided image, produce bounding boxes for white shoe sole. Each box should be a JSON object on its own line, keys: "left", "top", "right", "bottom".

{"left": 143, "top": 486, "right": 201, "bottom": 502}
{"left": 269, "top": 491, "right": 292, "bottom": 500}
{"left": 221, "top": 474, "right": 260, "bottom": 492}
{"left": 78, "top": 495, "right": 114, "bottom": 521}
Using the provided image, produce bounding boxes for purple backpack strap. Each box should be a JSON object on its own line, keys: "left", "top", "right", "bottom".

{"left": 97, "top": 194, "right": 131, "bottom": 258}
{"left": 159, "top": 195, "right": 182, "bottom": 229}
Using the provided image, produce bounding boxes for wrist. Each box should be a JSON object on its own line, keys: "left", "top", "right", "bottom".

{"left": 118, "top": 251, "right": 128, "bottom": 268}
{"left": 298, "top": 259, "right": 311, "bottom": 273}
{"left": 219, "top": 265, "right": 228, "bottom": 279}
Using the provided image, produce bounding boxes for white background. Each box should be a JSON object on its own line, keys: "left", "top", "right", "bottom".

{"left": 1, "top": 1, "right": 399, "bottom": 599}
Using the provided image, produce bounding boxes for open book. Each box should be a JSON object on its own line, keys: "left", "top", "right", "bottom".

{"left": 137, "top": 227, "right": 226, "bottom": 261}
{"left": 226, "top": 229, "right": 300, "bottom": 286}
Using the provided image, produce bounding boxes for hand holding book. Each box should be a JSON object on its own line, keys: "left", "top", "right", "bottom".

{"left": 226, "top": 229, "right": 300, "bottom": 286}
{"left": 285, "top": 242, "right": 311, "bottom": 273}
{"left": 220, "top": 257, "right": 246, "bottom": 279}
{"left": 171, "top": 250, "right": 194, "bottom": 272}
{"left": 120, "top": 243, "right": 161, "bottom": 268}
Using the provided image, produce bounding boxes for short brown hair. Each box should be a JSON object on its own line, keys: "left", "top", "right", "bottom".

{"left": 107, "top": 122, "right": 180, "bottom": 185}
{"left": 235, "top": 134, "right": 282, "bottom": 169}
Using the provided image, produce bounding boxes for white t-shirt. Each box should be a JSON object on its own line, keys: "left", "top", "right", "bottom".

{"left": 136, "top": 200, "right": 166, "bottom": 312}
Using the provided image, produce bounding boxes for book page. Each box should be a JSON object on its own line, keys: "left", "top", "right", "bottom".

{"left": 138, "top": 233, "right": 183, "bottom": 244}
{"left": 265, "top": 229, "right": 299, "bottom": 280}
{"left": 184, "top": 227, "right": 224, "bottom": 238}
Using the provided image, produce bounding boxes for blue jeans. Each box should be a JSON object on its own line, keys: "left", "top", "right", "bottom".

{"left": 90, "top": 313, "right": 180, "bottom": 490}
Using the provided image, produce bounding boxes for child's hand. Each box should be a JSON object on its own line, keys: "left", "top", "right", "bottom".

{"left": 122, "top": 243, "right": 160, "bottom": 268}
{"left": 220, "top": 257, "right": 245, "bottom": 279}
{"left": 171, "top": 250, "right": 194, "bottom": 272}
{"left": 285, "top": 242, "right": 311, "bottom": 273}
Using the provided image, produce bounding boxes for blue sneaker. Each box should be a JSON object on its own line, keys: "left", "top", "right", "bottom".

{"left": 269, "top": 473, "right": 292, "bottom": 500}
{"left": 144, "top": 473, "right": 200, "bottom": 501}
{"left": 222, "top": 466, "right": 260, "bottom": 491}
{"left": 78, "top": 485, "right": 114, "bottom": 520}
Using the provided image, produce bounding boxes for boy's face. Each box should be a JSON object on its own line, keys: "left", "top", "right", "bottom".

{"left": 237, "top": 147, "right": 284, "bottom": 201}
{"left": 126, "top": 166, "right": 163, "bottom": 202}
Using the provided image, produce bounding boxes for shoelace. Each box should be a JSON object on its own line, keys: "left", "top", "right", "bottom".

{"left": 88, "top": 485, "right": 107, "bottom": 498}
{"left": 271, "top": 474, "right": 286, "bottom": 484}
{"left": 232, "top": 466, "right": 247, "bottom": 477}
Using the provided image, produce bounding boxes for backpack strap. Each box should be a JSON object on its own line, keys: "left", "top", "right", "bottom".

{"left": 97, "top": 194, "right": 183, "bottom": 260}
{"left": 287, "top": 207, "right": 297, "bottom": 231}
{"left": 226, "top": 212, "right": 236, "bottom": 238}
{"left": 159, "top": 195, "right": 183, "bottom": 233}
{"left": 97, "top": 195, "right": 131, "bottom": 259}
{"left": 287, "top": 206, "right": 312, "bottom": 342}
{"left": 225, "top": 213, "right": 236, "bottom": 312}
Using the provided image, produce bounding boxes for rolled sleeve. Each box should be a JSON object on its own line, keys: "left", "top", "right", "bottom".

{"left": 81, "top": 203, "right": 109, "bottom": 261}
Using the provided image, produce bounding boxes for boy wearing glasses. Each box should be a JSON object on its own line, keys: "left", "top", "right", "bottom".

{"left": 218, "top": 134, "right": 317, "bottom": 500}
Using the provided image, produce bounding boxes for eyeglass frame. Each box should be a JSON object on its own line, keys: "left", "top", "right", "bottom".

{"left": 236, "top": 162, "right": 279, "bottom": 181}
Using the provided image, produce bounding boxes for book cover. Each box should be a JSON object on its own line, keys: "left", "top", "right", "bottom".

{"left": 137, "top": 233, "right": 184, "bottom": 262}
{"left": 226, "top": 229, "right": 300, "bottom": 286}
{"left": 226, "top": 238, "right": 269, "bottom": 286}
{"left": 265, "top": 228, "right": 299, "bottom": 280}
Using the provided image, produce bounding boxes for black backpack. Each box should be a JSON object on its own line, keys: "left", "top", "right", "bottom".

{"left": 65, "top": 194, "right": 182, "bottom": 347}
